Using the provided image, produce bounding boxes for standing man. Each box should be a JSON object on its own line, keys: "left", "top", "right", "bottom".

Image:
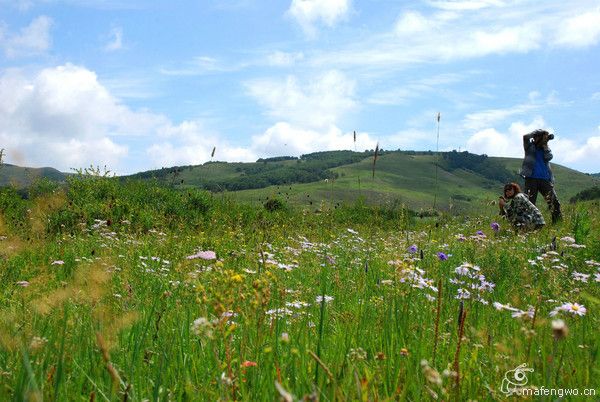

{"left": 520, "top": 129, "right": 562, "bottom": 223}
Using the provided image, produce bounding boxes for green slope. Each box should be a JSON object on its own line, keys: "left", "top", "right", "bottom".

{"left": 3, "top": 151, "right": 597, "bottom": 214}
{"left": 126, "top": 151, "right": 371, "bottom": 191}
{"left": 229, "top": 153, "right": 600, "bottom": 213}
{"left": 0, "top": 164, "right": 67, "bottom": 187}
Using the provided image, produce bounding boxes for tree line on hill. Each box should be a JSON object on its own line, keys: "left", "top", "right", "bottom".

{"left": 570, "top": 186, "right": 600, "bottom": 203}
{"left": 441, "top": 150, "right": 515, "bottom": 183}
{"left": 1, "top": 149, "right": 533, "bottom": 194}
{"left": 116, "top": 150, "right": 521, "bottom": 192}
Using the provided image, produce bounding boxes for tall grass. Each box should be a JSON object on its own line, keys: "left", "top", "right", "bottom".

{"left": 0, "top": 175, "right": 598, "bottom": 400}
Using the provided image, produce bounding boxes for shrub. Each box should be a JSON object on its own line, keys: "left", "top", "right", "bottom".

{"left": 264, "top": 197, "right": 286, "bottom": 212}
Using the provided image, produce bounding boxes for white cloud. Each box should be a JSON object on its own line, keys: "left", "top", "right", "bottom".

{"left": 369, "top": 73, "right": 464, "bottom": 105}
{"left": 427, "top": 0, "right": 506, "bottom": 11}
{"left": 147, "top": 120, "right": 256, "bottom": 167}
{"left": 466, "top": 117, "right": 546, "bottom": 157}
{"left": 462, "top": 93, "right": 559, "bottom": 131}
{"left": 3, "top": 63, "right": 351, "bottom": 173}
{"left": 553, "top": 136, "right": 600, "bottom": 169}
{"left": 159, "top": 56, "right": 247, "bottom": 76}
{"left": 0, "top": 16, "right": 52, "bottom": 57}
{"left": 466, "top": 127, "right": 515, "bottom": 157}
{"left": 468, "top": 25, "right": 541, "bottom": 54}
{"left": 0, "top": 0, "right": 34, "bottom": 11}
{"left": 248, "top": 122, "right": 375, "bottom": 157}
{"left": 287, "top": 0, "right": 351, "bottom": 37}
{"left": 245, "top": 70, "right": 356, "bottom": 129}
{"left": 0, "top": 64, "right": 169, "bottom": 172}
{"left": 310, "top": 2, "right": 599, "bottom": 71}
{"left": 463, "top": 106, "right": 537, "bottom": 131}
{"left": 465, "top": 118, "right": 600, "bottom": 171}
{"left": 554, "top": 10, "right": 600, "bottom": 47}
{"left": 243, "top": 66, "right": 380, "bottom": 160}
{"left": 384, "top": 128, "right": 439, "bottom": 150}
{"left": 394, "top": 11, "right": 433, "bottom": 35}
{"left": 266, "top": 51, "right": 304, "bottom": 66}
{"left": 104, "top": 26, "right": 123, "bottom": 51}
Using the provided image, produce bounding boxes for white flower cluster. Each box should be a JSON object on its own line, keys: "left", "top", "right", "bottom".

{"left": 450, "top": 262, "right": 495, "bottom": 304}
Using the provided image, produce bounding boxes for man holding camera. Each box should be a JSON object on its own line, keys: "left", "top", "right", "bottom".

{"left": 520, "top": 129, "right": 562, "bottom": 224}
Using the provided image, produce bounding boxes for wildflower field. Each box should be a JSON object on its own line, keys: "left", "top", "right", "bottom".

{"left": 0, "top": 175, "right": 599, "bottom": 401}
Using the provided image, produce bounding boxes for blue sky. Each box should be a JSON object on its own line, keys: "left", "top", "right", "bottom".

{"left": 1, "top": 0, "right": 600, "bottom": 174}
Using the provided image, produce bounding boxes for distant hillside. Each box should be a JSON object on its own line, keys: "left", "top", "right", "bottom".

{"left": 3, "top": 150, "right": 598, "bottom": 214}
{"left": 570, "top": 186, "right": 600, "bottom": 203}
{"left": 228, "top": 152, "right": 599, "bottom": 213}
{"left": 125, "top": 150, "right": 600, "bottom": 213}
{"left": 126, "top": 150, "right": 375, "bottom": 191}
{"left": 0, "top": 164, "right": 67, "bottom": 187}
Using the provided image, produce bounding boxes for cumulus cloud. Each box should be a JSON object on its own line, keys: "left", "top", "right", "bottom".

{"left": 465, "top": 118, "right": 600, "bottom": 172}
{"left": 146, "top": 120, "right": 256, "bottom": 167}
{"left": 0, "top": 64, "right": 168, "bottom": 172}
{"left": 245, "top": 70, "right": 356, "bottom": 129}
{"left": 0, "top": 16, "right": 53, "bottom": 57}
{"left": 466, "top": 128, "right": 516, "bottom": 157}
{"left": 244, "top": 68, "right": 378, "bottom": 158}
{"left": 554, "top": 10, "right": 600, "bottom": 47}
{"left": 287, "top": 0, "right": 351, "bottom": 37}
{"left": 248, "top": 122, "right": 375, "bottom": 157}
{"left": 4, "top": 63, "right": 371, "bottom": 173}
{"left": 466, "top": 117, "right": 546, "bottom": 158}
{"left": 553, "top": 136, "right": 600, "bottom": 169}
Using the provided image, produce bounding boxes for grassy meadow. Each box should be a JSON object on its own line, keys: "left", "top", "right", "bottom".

{"left": 0, "top": 173, "right": 599, "bottom": 401}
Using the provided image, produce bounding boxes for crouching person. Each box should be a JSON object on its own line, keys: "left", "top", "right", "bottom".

{"left": 499, "top": 182, "right": 545, "bottom": 231}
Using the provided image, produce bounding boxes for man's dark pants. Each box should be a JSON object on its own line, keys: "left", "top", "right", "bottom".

{"left": 524, "top": 178, "right": 562, "bottom": 223}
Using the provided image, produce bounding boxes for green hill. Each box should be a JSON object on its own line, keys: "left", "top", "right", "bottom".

{"left": 3, "top": 150, "right": 598, "bottom": 214}
{"left": 0, "top": 164, "right": 67, "bottom": 187}
{"left": 126, "top": 150, "right": 373, "bottom": 191}
{"left": 126, "top": 150, "right": 600, "bottom": 213}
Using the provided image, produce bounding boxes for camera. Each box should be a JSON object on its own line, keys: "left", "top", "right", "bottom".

{"left": 533, "top": 130, "right": 554, "bottom": 141}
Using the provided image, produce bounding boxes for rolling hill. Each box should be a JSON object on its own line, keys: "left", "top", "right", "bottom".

{"left": 2, "top": 150, "right": 598, "bottom": 213}
{"left": 0, "top": 164, "right": 67, "bottom": 187}
{"left": 126, "top": 150, "right": 600, "bottom": 213}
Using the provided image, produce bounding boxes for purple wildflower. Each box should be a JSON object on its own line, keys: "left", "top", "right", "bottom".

{"left": 408, "top": 244, "right": 418, "bottom": 253}
{"left": 437, "top": 252, "right": 448, "bottom": 261}
{"left": 491, "top": 222, "right": 500, "bottom": 232}
{"left": 476, "top": 230, "right": 485, "bottom": 236}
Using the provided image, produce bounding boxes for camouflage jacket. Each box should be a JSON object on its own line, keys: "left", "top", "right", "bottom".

{"left": 502, "top": 193, "right": 545, "bottom": 230}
